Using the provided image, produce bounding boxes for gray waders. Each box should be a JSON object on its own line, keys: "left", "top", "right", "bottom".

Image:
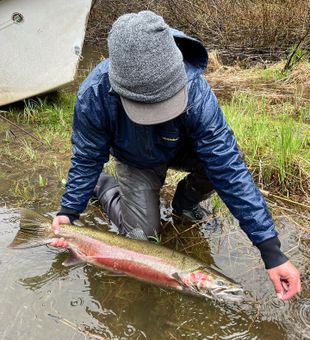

{"left": 93, "top": 145, "right": 220, "bottom": 239}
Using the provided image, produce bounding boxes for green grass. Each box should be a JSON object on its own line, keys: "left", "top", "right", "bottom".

{"left": 8, "top": 92, "right": 75, "bottom": 138}
{"left": 21, "top": 139, "right": 37, "bottom": 161}
{"left": 258, "top": 68, "right": 290, "bottom": 81}
{"left": 10, "top": 178, "right": 38, "bottom": 205}
{"left": 38, "top": 174, "right": 48, "bottom": 187}
{"left": 0, "top": 170, "right": 5, "bottom": 180}
{"left": 223, "top": 93, "right": 309, "bottom": 193}
{"left": 0, "top": 92, "right": 75, "bottom": 207}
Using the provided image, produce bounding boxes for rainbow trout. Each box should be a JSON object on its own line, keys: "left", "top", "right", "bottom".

{"left": 10, "top": 209, "right": 243, "bottom": 302}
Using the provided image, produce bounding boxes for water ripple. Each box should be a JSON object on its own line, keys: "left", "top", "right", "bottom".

{"left": 70, "top": 297, "right": 84, "bottom": 307}
{"left": 123, "top": 324, "right": 136, "bottom": 337}
{"left": 270, "top": 297, "right": 286, "bottom": 309}
{"left": 285, "top": 298, "right": 310, "bottom": 339}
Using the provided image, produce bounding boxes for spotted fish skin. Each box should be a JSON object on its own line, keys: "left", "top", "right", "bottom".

{"left": 10, "top": 209, "right": 244, "bottom": 302}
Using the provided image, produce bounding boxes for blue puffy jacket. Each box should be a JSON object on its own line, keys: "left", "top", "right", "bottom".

{"left": 61, "top": 29, "right": 284, "bottom": 259}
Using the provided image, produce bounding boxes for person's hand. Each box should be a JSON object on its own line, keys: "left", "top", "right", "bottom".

{"left": 50, "top": 215, "right": 70, "bottom": 248}
{"left": 267, "top": 261, "right": 301, "bottom": 300}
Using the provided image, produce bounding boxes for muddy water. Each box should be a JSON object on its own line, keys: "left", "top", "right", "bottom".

{"left": 0, "top": 203, "right": 309, "bottom": 339}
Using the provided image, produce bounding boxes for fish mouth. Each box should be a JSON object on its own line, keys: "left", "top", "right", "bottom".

{"left": 211, "top": 286, "right": 244, "bottom": 302}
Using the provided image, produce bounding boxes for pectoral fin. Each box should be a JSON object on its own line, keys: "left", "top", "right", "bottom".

{"left": 62, "top": 249, "right": 85, "bottom": 267}
{"left": 172, "top": 272, "right": 186, "bottom": 287}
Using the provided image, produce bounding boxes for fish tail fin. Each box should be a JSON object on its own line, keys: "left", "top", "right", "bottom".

{"left": 8, "top": 209, "right": 55, "bottom": 249}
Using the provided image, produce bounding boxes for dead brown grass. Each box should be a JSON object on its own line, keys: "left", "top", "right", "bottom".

{"left": 206, "top": 58, "right": 310, "bottom": 103}
{"left": 87, "top": 0, "right": 310, "bottom": 63}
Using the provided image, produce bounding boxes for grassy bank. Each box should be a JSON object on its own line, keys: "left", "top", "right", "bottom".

{"left": 224, "top": 93, "right": 309, "bottom": 194}
{"left": 0, "top": 94, "right": 75, "bottom": 208}
{"left": 207, "top": 58, "right": 309, "bottom": 198}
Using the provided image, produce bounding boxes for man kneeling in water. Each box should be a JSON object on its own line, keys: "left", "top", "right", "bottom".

{"left": 52, "top": 11, "right": 301, "bottom": 300}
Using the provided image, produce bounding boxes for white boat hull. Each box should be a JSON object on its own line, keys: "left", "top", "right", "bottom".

{"left": 0, "top": 0, "right": 92, "bottom": 106}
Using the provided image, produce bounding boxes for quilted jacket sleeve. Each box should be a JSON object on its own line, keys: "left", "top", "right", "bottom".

{"left": 186, "top": 76, "right": 289, "bottom": 268}
{"left": 60, "top": 90, "right": 111, "bottom": 213}
{"left": 186, "top": 76, "right": 277, "bottom": 245}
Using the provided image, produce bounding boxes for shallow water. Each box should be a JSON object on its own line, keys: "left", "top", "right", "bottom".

{"left": 0, "top": 206, "right": 309, "bottom": 339}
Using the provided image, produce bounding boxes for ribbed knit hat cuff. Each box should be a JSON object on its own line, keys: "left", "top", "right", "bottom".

{"left": 109, "top": 63, "right": 187, "bottom": 103}
{"left": 108, "top": 11, "right": 187, "bottom": 103}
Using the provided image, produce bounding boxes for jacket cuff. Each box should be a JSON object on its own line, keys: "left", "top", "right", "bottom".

{"left": 256, "top": 236, "right": 289, "bottom": 269}
{"left": 57, "top": 207, "right": 80, "bottom": 224}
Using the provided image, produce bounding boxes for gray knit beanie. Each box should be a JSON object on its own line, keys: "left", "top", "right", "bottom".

{"left": 108, "top": 11, "right": 188, "bottom": 125}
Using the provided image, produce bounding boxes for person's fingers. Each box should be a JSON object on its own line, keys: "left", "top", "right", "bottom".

{"left": 282, "top": 273, "right": 301, "bottom": 300}
{"left": 49, "top": 239, "right": 57, "bottom": 247}
{"left": 52, "top": 215, "right": 71, "bottom": 235}
{"left": 49, "top": 237, "right": 69, "bottom": 248}
{"left": 57, "top": 238, "right": 68, "bottom": 247}
{"left": 269, "top": 272, "right": 285, "bottom": 298}
{"left": 268, "top": 261, "right": 301, "bottom": 300}
{"left": 297, "top": 278, "right": 302, "bottom": 293}
{"left": 282, "top": 281, "right": 289, "bottom": 292}
{"left": 52, "top": 218, "right": 60, "bottom": 235}
{"left": 50, "top": 239, "right": 62, "bottom": 247}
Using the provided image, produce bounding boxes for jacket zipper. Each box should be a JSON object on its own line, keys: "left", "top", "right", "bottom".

{"left": 144, "top": 127, "right": 152, "bottom": 157}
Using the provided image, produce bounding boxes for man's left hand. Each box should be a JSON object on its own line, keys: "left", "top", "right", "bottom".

{"left": 267, "top": 261, "right": 301, "bottom": 300}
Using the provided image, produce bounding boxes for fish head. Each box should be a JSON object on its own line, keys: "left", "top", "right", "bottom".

{"left": 180, "top": 268, "right": 244, "bottom": 302}
{"left": 205, "top": 275, "right": 244, "bottom": 302}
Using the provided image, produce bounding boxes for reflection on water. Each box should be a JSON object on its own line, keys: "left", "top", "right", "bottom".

{"left": 1, "top": 207, "right": 309, "bottom": 339}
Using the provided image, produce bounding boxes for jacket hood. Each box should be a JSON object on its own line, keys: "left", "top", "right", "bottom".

{"left": 170, "top": 28, "right": 208, "bottom": 74}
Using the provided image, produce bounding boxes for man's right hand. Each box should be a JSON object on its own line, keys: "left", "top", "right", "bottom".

{"left": 50, "top": 215, "right": 71, "bottom": 248}
{"left": 267, "top": 261, "right": 301, "bottom": 300}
